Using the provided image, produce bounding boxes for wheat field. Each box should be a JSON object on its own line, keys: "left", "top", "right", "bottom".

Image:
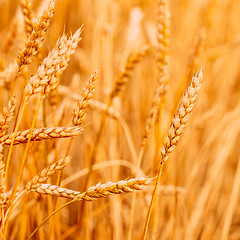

{"left": 0, "top": 0, "right": 240, "bottom": 239}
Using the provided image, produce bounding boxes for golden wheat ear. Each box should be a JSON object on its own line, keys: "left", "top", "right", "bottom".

{"left": 20, "top": 0, "right": 34, "bottom": 35}
{"left": 0, "top": 97, "right": 16, "bottom": 138}
{"left": 157, "top": 0, "right": 170, "bottom": 74}
{"left": 161, "top": 69, "right": 203, "bottom": 162}
{"left": 25, "top": 26, "right": 84, "bottom": 101}
{"left": 72, "top": 70, "right": 98, "bottom": 126}
{"left": 110, "top": 46, "right": 149, "bottom": 99}
{"left": 0, "top": 126, "right": 83, "bottom": 145}
{"left": 25, "top": 156, "right": 71, "bottom": 192}
{"left": 17, "top": 1, "right": 56, "bottom": 72}
{"left": 31, "top": 177, "right": 154, "bottom": 200}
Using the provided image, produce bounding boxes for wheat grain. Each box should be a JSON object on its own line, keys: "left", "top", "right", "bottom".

{"left": 0, "top": 126, "right": 83, "bottom": 145}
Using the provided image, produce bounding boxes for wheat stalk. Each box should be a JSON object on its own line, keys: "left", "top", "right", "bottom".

{"left": 0, "top": 145, "right": 6, "bottom": 206}
{"left": 141, "top": 67, "right": 168, "bottom": 148}
{"left": 0, "top": 144, "right": 6, "bottom": 240}
{"left": 0, "top": 126, "right": 83, "bottom": 145}
{"left": 147, "top": 184, "right": 185, "bottom": 195}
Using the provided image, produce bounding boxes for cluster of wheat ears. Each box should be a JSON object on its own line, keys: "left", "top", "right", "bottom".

{"left": 0, "top": 0, "right": 240, "bottom": 239}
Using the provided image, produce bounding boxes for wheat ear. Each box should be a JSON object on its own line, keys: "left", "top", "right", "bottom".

{"left": 161, "top": 70, "right": 203, "bottom": 161}
{"left": 143, "top": 70, "right": 203, "bottom": 239}
{"left": 58, "top": 85, "right": 121, "bottom": 120}
{"left": 25, "top": 156, "right": 71, "bottom": 191}
{"left": 20, "top": 0, "right": 34, "bottom": 35}
{"left": 110, "top": 46, "right": 149, "bottom": 99}
{"left": 72, "top": 70, "right": 98, "bottom": 126}
{"left": 0, "top": 126, "right": 83, "bottom": 145}
{"left": 25, "top": 26, "right": 83, "bottom": 101}
{"left": 31, "top": 177, "right": 153, "bottom": 200}
{"left": 140, "top": 0, "right": 170, "bottom": 149}
{"left": 157, "top": 0, "right": 170, "bottom": 73}
{"left": 0, "top": 97, "right": 16, "bottom": 138}
{"left": 0, "top": 63, "right": 18, "bottom": 88}
{"left": 17, "top": 1, "right": 55, "bottom": 72}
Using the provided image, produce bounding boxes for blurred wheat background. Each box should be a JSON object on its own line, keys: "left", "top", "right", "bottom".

{"left": 0, "top": 0, "right": 240, "bottom": 239}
